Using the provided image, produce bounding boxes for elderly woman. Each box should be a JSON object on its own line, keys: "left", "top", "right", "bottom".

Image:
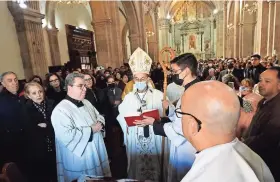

{"left": 237, "top": 79, "right": 262, "bottom": 139}
{"left": 23, "top": 82, "right": 56, "bottom": 182}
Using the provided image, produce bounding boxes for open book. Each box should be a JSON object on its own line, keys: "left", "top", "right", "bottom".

{"left": 124, "top": 109, "right": 160, "bottom": 127}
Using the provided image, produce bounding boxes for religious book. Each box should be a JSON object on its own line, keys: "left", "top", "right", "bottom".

{"left": 124, "top": 109, "right": 160, "bottom": 127}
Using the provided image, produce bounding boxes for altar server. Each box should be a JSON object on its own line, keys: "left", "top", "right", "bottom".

{"left": 51, "top": 73, "right": 111, "bottom": 182}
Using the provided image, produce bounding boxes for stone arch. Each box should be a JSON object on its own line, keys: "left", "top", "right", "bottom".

{"left": 121, "top": 23, "right": 129, "bottom": 60}
{"left": 122, "top": 1, "right": 145, "bottom": 52}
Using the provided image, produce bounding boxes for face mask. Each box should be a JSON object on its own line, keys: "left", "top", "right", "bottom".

{"left": 116, "top": 75, "right": 121, "bottom": 80}
{"left": 108, "top": 83, "right": 115, "bottom": 89}
{"left": 227, "top": 63, "right": 234, "bottom": 69}
{"left": 172, "top": 74, "right": 184, "bottom": 86}
{"left": 135, "top": 81, "right": 147, "bottom": 91}
{"left": 105, "top": 74, "right": 110, "bottom": 77}
{"left": 208, "top": 64, "right": 213, "bottom": 67}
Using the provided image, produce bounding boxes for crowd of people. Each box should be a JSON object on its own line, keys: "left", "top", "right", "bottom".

{"left": 0, "top": 47, "right": 280, "bottom": 182}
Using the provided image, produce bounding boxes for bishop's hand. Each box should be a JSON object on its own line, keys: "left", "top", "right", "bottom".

{"left": 134, "top": 116, "right": 155, "bottom": 127}
{"left": 91, "top": 122, "right": 103, "bottom": 133}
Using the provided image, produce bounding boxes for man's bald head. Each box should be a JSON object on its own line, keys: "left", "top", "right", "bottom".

{"left": 181, "top": 81, "right": 240, "bottom": 150}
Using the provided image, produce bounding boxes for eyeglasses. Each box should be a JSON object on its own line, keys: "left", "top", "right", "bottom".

{"left": 175, "top": 108, "right": 202, "bottom": 132}
{"left": 84, "top": 78, "right": 92, "bottom": 82}
{"left": 72, "top": 84, "right": 87, "bottom": 90}
{"left": 49, "top": 79, "right": 59, "bottom": 83}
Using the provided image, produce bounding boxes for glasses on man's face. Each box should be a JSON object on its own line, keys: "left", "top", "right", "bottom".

{"left": 175, "top": 108, "right": 202, "bottom": 132}
{"left": 72, "top": 84, "right": 87, "bottom": 90}
{"left": 50, "top": 79, "right": 59, "bottom": 83}
{"left": 134, "top": 77, "right": 148, "bottom": 82}
{"left": 84, "top": 78, "right": 92, "bottom": 82}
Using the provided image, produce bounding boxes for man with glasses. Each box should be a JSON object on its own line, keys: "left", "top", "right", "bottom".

{"left": 180, "top": 81, "right": 274, "bottom": 182}
{"left": 137, "top": 53, "right": 200, "bottom": 182}
{"left": 117, "top": 48, "right": 174, "bottom": 181}
{"left": 51, "top": 73, "right": 111, "bottom": 182}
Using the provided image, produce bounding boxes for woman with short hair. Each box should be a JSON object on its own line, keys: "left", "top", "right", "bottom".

{"left": 23, "top": 82, "right": 57, "bottom": 182}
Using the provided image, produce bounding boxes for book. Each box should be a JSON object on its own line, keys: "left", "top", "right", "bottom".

{"left": 124, "top": 109, "right": 160, "bottom": 127}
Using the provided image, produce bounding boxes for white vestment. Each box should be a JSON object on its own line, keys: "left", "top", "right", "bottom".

{"left": 181, "top": 138, "right": 275, "bottom": 182}
{"left": 164, "top": 99, "right": 196, "bottom": 182}
{"left": 117, "top": 88, "right": 173, "bottom": 181}
{"left": 166, "top": 83, "right": 184, "bottom": 103}
{"left": 51, "top": 99, "right": 111, "bottom": 182}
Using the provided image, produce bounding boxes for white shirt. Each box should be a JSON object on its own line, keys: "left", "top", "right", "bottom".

{"left": 181, "top": 138, "right": 274, "bottom": 182}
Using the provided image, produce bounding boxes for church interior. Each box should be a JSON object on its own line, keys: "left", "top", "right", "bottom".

{"left": 1, "top": 1, "right": 280, "bottom": 182}
{"left": 1, "top": 0, "right": 279, "bottom": 80}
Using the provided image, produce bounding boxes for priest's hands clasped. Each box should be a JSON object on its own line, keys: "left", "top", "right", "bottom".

{"left": 162, "top": 100, "right": 170, "bottom": 110}
{"left": 134, "top": 116, "right": 155, "bottom": 127}
{"left": 91, "top": 122, "right": 103, "bottom": 133}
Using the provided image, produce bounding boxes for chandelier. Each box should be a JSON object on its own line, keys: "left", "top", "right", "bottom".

{"left": 13, "top": 0, "right": 27, "bottom": 8}
{"left": 242, "top": 2, "right": 258, "bottom": 14}
{"left": 146, "top": 31, "right": 155, "bottom": 37}
{"left": 227, "top": 23, "right": 234, "bottom": 31}
{"left": 57, "top": 0, "right": 89, "bottom": 6}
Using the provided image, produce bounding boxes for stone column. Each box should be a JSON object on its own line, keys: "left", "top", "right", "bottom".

{"left": 47, "top": 27, "right": 61, "bottom": 66}
{"left": 158, "top": 18, "right": 170, "bottom": 51}
{"left": 255, "top": 1, "right": 269, "bottom": 56}
{"left": 223, "top": 2, "right": 228, "bottom": 58}
{"left": 233, "top": 1, "right": 240, "bottom": 58}
{"left": 272, "top": 2, "right": 280, "bottom": 54}
{"left": 267, "top": 1, "right": 275, "bottom": 56}
{"left": 8, "top": 1, "right": 48, "bottom": 79}
{"left": 91, "top": 2, "right": 123, "bottom": 68}
{"left": 210, "top": 18, "right": 215, "bottom": 57}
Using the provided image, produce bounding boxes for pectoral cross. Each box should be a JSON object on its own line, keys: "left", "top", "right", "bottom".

{"left": 137, "top": 107, "right": 149, "bottom": 138}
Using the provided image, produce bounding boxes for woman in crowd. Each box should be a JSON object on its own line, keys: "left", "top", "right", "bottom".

{"left": 237, "top": 79, "right": 262, "bottom": 139}
{"left": 84, "top": 73, "right": 104, "bottom": 114}
{"left": 114, "top": 72, "right": 126, "bottom": 91}
{"left": 29, "top": 75, "right": 43, "bottom": 86}
{"left": 23, "top": 82, "right": 56, "bottom": 182}
{"left": 45, "top": 73, "right": 66, "bottom": 106}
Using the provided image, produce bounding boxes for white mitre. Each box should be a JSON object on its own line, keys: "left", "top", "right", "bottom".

{"left": 129, "top": 47, "right": 152, "bottom": 75}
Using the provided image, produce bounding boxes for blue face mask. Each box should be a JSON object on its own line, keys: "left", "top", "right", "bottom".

{"left": 135, "top": 81, "right": 147, "bottom": 91}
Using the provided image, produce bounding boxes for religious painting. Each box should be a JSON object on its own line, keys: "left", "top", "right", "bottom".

{"left": 189, "top": 35, "right": 196, "bottom": 49}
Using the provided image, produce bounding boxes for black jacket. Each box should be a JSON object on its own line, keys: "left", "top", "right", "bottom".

{"left": 244, "top": 93, "right": 280, "bottom": 181}
{"left": 24, "top": 99, "right": 56, "bottom": 159}
{"left": 251, "top": 64, "right": 266, "bottom": 84}
{"left": 0, "top": 89, "right": 26, "bottom": 169}
{"left": 46, "top": 88, "right": 66, "bottom": 106}
{"left": 85, "top": 88, "right": 105, "bottom": 114}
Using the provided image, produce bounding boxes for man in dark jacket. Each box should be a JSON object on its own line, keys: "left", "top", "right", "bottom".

{"left": 0, "top": 72, "right": 26, "bottom": 173}
{"left": 244, "top": 67, "right": 280, "bottom": 181}
{"left": 251, "top": 54, "right": 266, "bottom": 84}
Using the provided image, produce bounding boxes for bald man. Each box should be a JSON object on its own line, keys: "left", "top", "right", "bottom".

{"left": 179, "top": 81, "right": 274, "bottom": 182}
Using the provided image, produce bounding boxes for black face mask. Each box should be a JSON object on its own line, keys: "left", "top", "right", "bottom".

{"left": 227, "top": 63, "right": 234, "bottom": 69}
{"left": 108, "top": 83, "right": 115, "bottom": 89}
{"left": 172, "top": 74, "right": 184, "bottom": 86}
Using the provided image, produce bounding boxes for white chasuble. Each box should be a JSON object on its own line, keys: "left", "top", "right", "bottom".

{"left": 51, "top": 99, "right": 111, "bottom": 182}
{"left": 117, "top": 89, "right": 171, "bottom": 181}
{"left": 164, "top": 99, "right": 196, "bottom": 182}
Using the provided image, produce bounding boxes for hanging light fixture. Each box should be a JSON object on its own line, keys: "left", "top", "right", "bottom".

{"left": 13, "top": 0, "right": 27, "bottom": 9}
{"left": 242, "top": 2, "right": 258, "bottom": 14}
{"left": 57, "top": 0, "right": 89, "bottom": 6}
{"left": 146, "top": 30, "right": 155, "bottom": 37}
